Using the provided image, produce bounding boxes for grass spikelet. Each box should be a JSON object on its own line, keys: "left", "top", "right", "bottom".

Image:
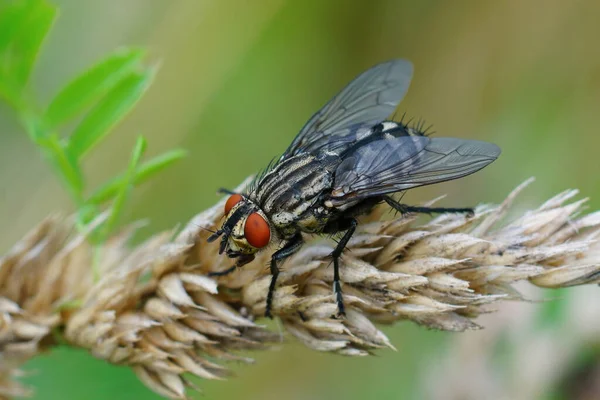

{"left": 1, "top": 178, "right": 600, "bottom": 398}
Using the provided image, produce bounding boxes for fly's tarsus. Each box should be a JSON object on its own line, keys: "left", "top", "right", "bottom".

{"left": 207, "top": 265, "right": 237, "bottom": 277}
{"left": 265, "top": 234, "right": 304, "bottom": 318}
{"left": 217, "top": 188, "right": 236, "bottom": 195}
{"left": 329, "top": 218, "right": 357, "bottom": 318}
{"left": 385, "top": 196, "right": 474, "bottom": 216}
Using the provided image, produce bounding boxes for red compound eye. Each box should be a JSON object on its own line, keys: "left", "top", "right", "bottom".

{"left": 224, "top": 194, "right": 243, "bottom": 215}
{"left": 244, "top": 213, "right": 271, "bottom": 248}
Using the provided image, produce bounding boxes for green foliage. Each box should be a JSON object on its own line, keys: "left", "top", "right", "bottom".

{"left": 66, "top": 66, "right": 157, "bottom": 160}
{"left": 0, "top": 0, "right": 185, "bottom": 246}
{"left": 0, "top": 0, "right": 56, "bottom": 100}
{"left": 101, "top": 136, "right": 147, "bottom": 240}
{"left": 87, "top": 148, "right": 188, "bottom": 205}
{"left": 45, "top": 48, "right": 146, "bottom": 127}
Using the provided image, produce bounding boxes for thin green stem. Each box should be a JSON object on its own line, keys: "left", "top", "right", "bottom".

{"left": 18, "top": 105, "right": 85, "bottom": 207}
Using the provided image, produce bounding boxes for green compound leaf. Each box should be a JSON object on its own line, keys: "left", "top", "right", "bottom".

{"left": 45, "top": 48, "right": 146, "bottom": 127}
{"left": 0, "top": 0, "right": 57, "bottom": 90}
{"left": 87, "top": 148, "right": 187, "bottom": 205}
{"left": 66, "top": 66, "right": 156, "bottom": 160}
{"left": 0, "top": 1, "right": 185, "bottom": 231}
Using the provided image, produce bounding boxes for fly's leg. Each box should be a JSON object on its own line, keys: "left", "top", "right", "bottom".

{"left": 217, "top": 188, "right": 237, "bottom": 195}
{"left": 385, "top": 196, "right": 474, "bottom": 216}
{"left": 265, "top": 233, "right": 304, "bottom": 319}
{"left": 208, "top": 254, "right": 254, "bottom": 277}
{"left": 207, "top": 265, "right": 237, "bottom": 277}
{"left": 330, "top": 218, "right": 358, "bottom": 318}
{"left": 395, "top": 205, "right": 474, "bottom": 215}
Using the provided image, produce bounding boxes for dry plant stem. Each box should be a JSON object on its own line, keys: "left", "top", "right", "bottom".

{"left": 1, "top": 177, "right": 600, "bottom": 399}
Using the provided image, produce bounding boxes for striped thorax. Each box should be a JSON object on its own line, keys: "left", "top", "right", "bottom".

{"left": 252, "top": 152, "right": 338, "bottom": 238}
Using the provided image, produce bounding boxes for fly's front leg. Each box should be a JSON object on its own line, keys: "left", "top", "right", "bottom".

{"left": 208, "top": 253, "right": 255, "bottom": 277}
{"left": 265, "top": 233, "right": 304, "bottom": 319}
{"left": 330, "top": 218, "right": 358, "bottom": 318}
{"left": 217, "top": 188, "right": 237, "bottom": 195}
{"left": 385, "top": 196, "right": 474, "bottom": 216}
{"left": 207, "top": 265, "right": 236, "bottom": 277}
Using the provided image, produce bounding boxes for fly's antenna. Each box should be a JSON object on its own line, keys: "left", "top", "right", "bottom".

{"left": 195, "top": 224, "right": 217, "bottom": 235}
{"left": 212, "top": 205, "right": 248, "bottom": 254}
{"left": 218, "top": 233, "right": 229, "bottom": 254}
{"left": 207, "top": 228, "right": 230, "bottom": 254}
{"left": 207, "top": 229, "right": 223, "bottom": 242}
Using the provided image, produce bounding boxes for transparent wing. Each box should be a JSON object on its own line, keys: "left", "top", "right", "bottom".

{"left": 282, "top": 59, "right": 414, "bottom": 158}
{"left": 331, "top": 136, "right": 501, "bottom": 204}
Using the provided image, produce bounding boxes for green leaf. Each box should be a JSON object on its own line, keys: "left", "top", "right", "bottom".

{"left": 101, "top": 136, "right": 147, "bottom": 238}
{"left": 0, "top": 1, "right": 29, "bottom": 75}
{"left": 45, "top": 48, "right": 146, "bottom": 127}
{"left": 87, "top": 148, "right": 187, "bottom": 205}
{"left": 0, "top": 78, "right": 21, "bottom": 108}
{"left": 66, "top": 67, "right": 156, "bottom": 160}
{"left": 0, "top": 0, "right": 57, "bottom": 90}
{"left": 0, "top": 2, "right": 21, "bottom": 53}
{"left": 15, "top": 0, "right": 56, "bottom": 88}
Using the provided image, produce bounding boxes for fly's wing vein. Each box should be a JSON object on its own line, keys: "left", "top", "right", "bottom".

{"left": 331, "top": 136, "right": 501, "bottom": 204}
{"left": 282, "top": 59, "right": 413, "bottom": 158}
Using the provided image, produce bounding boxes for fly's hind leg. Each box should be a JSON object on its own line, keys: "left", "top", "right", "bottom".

{"left": 329, "top": 218, "right": 358, "bottom": 318}
{"left": 265, "top": 233, "right": 304, "bottom": 319}
{"left": 385, "top": 196, "right": 474, "bottom": 216}
{"left": 217, "top": 188, "right": 237, "bottom": 195}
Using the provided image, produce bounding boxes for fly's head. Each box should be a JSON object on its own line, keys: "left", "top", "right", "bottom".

{"left": 207, "top": 193, "right": 271, "bottom": 267}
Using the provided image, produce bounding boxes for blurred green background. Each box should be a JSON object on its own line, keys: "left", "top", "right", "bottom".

{"left": 2, "top": 0, "right": 600, "bottom": 399}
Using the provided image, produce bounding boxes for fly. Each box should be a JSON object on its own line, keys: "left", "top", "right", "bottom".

{"left": 207, "top": 59, "right": 501, "bottom": 318}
